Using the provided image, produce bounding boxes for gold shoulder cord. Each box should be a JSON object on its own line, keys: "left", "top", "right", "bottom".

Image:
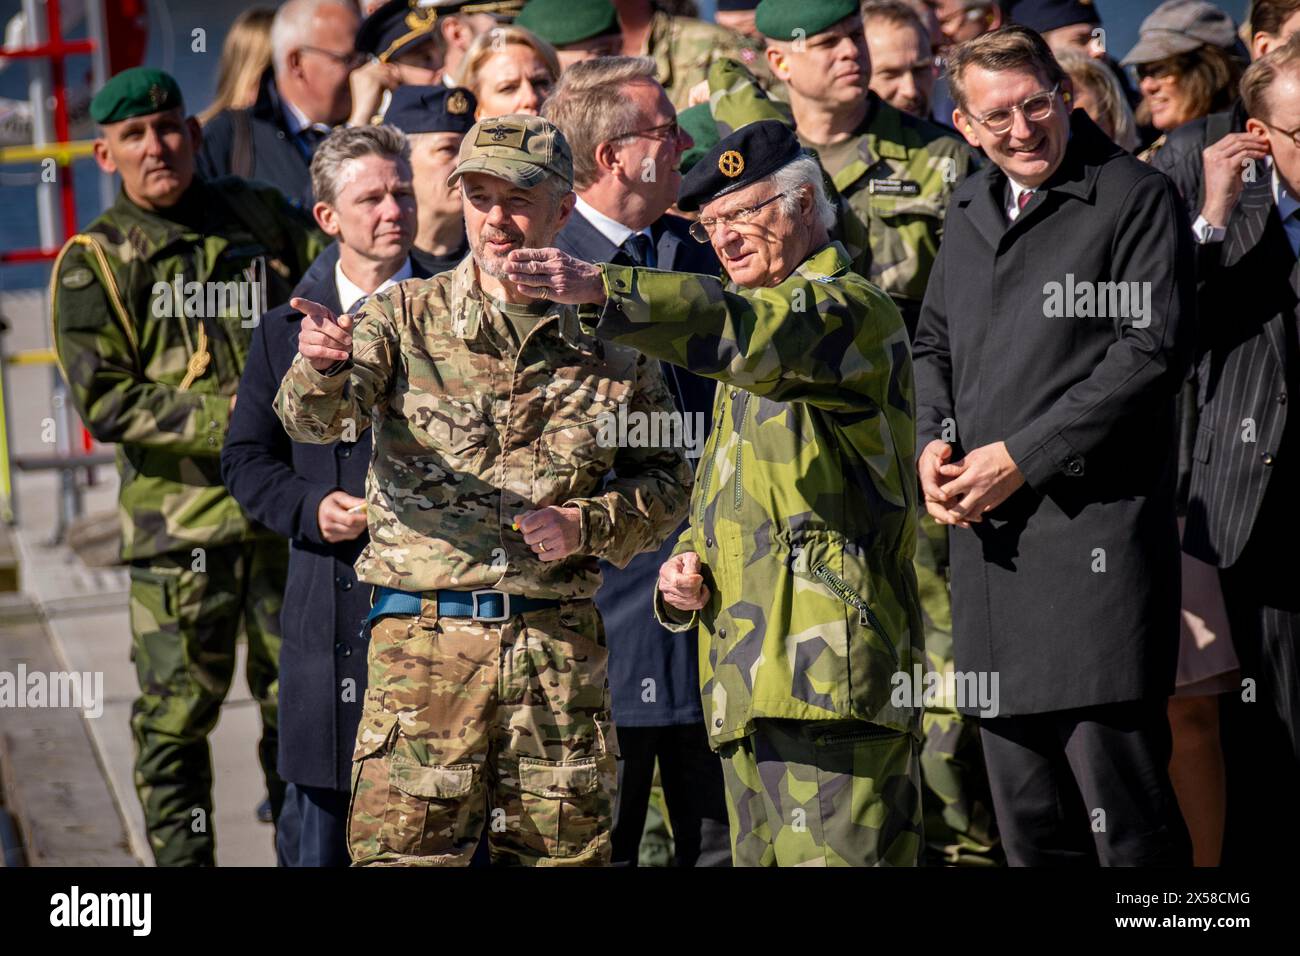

{"left": 48, "top": 234, "right": 211, "bottom": 392}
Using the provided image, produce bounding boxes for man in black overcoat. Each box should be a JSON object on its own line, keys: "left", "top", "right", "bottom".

{"left": 913, "top": 26, "right": 1195, "bottom": 865}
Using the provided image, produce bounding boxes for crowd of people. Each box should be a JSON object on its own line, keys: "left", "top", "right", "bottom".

{"left": 46, "top": 0, "right": 1300, "bottom": 868}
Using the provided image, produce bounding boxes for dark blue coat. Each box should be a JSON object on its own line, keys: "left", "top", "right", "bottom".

{"left": 557, "top": 210, "right": 720, "bottom": 727}
{"left": 199, "top": 70, "right": 316, "bottom": 210}
{"left": 221, "top": 245, "right": 432, "bottom": 789}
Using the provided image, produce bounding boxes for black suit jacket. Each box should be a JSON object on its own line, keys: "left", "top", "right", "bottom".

{"left": 1183, "top": 175, "right": 1297, "bottom": 569}
{"left": 221, "top": 245, "right": 432, "bottom": 789}
{"left": 556, "top": 209, "right": 721, "bottom": 727}
{"left": 913, "top": 111, "right": 1196, "bottom": 714}
{"left": 199, "top": 70, "right": 316, "bottom": 210}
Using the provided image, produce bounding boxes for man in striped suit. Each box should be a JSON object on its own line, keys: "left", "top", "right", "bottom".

{"left": 1184, "top": 35, "right": 1300, "bottom": 859}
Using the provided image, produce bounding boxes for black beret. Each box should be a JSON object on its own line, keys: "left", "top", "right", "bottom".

{"left": 677, "top": 120, "right": 802, "bottom": 213}
{"left": 357, "top": 0, "right": 439, "bottom": 62}
{"left": 385, "top": 85, "right": 477, "bottom": 134}
{"left": 717, "top": 0, "right": 760, "bottom": 11}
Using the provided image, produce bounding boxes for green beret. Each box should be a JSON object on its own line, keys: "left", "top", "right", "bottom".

{"left": 677, "top": 104, "right": 719, "bottom": 175}
{"left": 516, "top": 0, "right": 619, "bottom": 46}
{"left": 754, "top": 0, "right": 859, "bottom": 40}
{"left": 90, "top": 67, "right": 184, "bottom": 125}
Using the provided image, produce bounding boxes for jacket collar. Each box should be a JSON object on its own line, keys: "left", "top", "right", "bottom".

{"left": 792, "top": 241, "right": 852, "bottom": 283}
{"left": 853, "top": 93, "right": 906, "bottom": 169}
{"left": 962, "top": 109, "right": 1118, "bottom": 249}
{"left": 110, "top": 178, "right": 219, "bottom": 261}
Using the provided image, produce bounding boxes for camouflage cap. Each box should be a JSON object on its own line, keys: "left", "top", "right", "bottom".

{"left": 90, "top": 67, "right": 184, "bottom": 125}
{"left": 447, "top": 114, "right": 573, "bottom": 189}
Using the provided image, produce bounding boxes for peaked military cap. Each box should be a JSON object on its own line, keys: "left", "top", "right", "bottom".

{"left": 448, "top": 113, "right": 573, "bottom": 188}
{"left": 357, "top": 0, "right": 440, "bottom": 62}
{"left": 386, "top": 85, "right": 478, "bottom": 134}
{"left": 677, "top": 119, "right": 802, "bottom": 212}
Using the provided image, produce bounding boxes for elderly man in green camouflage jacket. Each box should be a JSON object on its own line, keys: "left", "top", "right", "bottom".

{"left": 275, "top": 114, "right": 691, "bottom": 866}
{"left": 701, "top": 0, "right": 1002, "bottom": 865}
{"left": 50, "top": 67, "right": 326, "bottom": 865}
{"left": 507, "top": 120, "right": 924, "bottom": 866}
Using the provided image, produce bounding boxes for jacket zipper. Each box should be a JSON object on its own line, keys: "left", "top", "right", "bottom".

{"left": 811, "top": 562, "right": 899, "bottom": 667}
{"left": 819, "top": 724, "right": 905, "bottom": 746}
{"left": 732, "top": 392, "right": 750, "bottom": 511}
{"left": 696, "top": 400, "right": 727, "bottom": 527}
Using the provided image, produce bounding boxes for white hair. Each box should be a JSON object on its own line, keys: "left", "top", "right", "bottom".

{"left": 271, "top": 0, "right": 354, "bottom": 76}
{"left": 769, "top": 155, "right": 836, "bottom": 234}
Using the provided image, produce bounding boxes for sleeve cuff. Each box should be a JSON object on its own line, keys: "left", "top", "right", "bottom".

{"left": 1004, "top": 430, "right": 1085, "bottom": 493}
{"left": 1191, "top": 214, "right": 1227, "bottom": 245}
{"left": 653, "top": 582, "right": 699, "bottom": 633}
{"left": 198, "top": 394, "right": 233, "bottom": 453}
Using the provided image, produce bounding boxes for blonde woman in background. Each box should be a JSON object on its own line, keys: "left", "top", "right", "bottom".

{"left": 453, "top": 25, "right": 559, "bottom": 117}
{"left": 1056, "top": 49, "right": 1140, "bottom": 152}
{"left": 198, "top": 7, "right": 276, "bottom": 125}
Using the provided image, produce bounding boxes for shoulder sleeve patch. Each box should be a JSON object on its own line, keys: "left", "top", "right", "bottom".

{"left": 60, "top": 266, "right": 95, "bottom": 290}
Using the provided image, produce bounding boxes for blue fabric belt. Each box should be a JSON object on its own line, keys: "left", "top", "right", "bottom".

{"left": 366, "top": 586, "right": 563, "bottom": 624}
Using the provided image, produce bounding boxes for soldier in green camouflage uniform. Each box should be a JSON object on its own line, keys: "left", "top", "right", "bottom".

{"left": 702, "top": 0, "right": 1000, "bottom": 864}
{"left": 507, "top": 120, "right": 925, "bottom": 866}
{"left": 50, "top": 68, "right": 326, "bottom": 865}
{"left": 625, "top": 0, "right": 774, "bottom": 110}
{"left": 275, "top": 115, "right": 691, "bottom": 866}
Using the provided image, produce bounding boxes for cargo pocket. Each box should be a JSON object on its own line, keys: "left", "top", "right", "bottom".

{"left": 346, "top": 706, "right": 398, "bottom": 863}
{"left": 378, "top": 758, "right": 477, "bottom": 857}
{"left": 518, "top": 756, "right": 610, "bottom": 859}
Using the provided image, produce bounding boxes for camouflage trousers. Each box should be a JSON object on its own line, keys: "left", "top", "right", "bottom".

{"left": 348, "top": 598, "right": 618, "bottom": 866}
{"left": 915, "top": 515, "right": 1004, "bottom": 866}
{"left": 127, "top": 538, "right": 287, "bottom": 866}
{"left": 717, "top": 718, "right": 922, "bottom": 866}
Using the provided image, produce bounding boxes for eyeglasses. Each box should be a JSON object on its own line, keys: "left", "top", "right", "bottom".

{"left": 689, "top": 192, "right": 786, "bottom": 243}
{"left": 608, "top": 118, "right": 682, "bottom": 144}
{"left": 972, "top": 84, "right": 1060, "bottom": 135}
{"left": 301, "top": 46, "right": 368, "bottom": 70}
{"left": 1258, "top": 119, "right": 1300, "bottom": 150}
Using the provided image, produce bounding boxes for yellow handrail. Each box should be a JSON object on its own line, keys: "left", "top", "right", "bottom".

{"left": 0, "top": 140, "right": 96, "bottom": 166}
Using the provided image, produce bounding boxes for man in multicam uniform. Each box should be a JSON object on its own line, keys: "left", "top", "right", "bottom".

{"left": 507, "top": 120, "right": 925, "bottom": 867}
{"left": 50, "top": 67, "right": 326, "bottom": 865}
{"left": 274, "top": 114, "right": 691, "bottom": 866}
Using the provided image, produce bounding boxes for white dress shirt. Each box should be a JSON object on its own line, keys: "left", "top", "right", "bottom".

{"left": 1006, "top": 177, "right": 1036, "bottom": 221}
{"left": 574, "top": 196, "right": 654, "bottom": 253}
{"left": 282, "top": 97, "right": 333, "bottom": 138}
{"left": 335, "top": 257, "right": 414, "bottom": 314}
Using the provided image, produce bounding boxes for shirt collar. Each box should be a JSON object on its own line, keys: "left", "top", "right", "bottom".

{"left": 1271, "top": 162, "right": 1300, "bottom": 223}
{"left": 282, "top": 96, "right": 331, "bottom": 137}
{"left": 574, "top": 196, "right": 651, "bottom": 251}
{"left": 335, "top": 256, "right": 414, "bottom": 312}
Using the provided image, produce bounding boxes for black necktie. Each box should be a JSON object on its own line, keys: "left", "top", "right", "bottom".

{"left": 298, "top": 126, "right": 328, "bottom": 161}
{"left": 621, "top": 232, "right": 654, "bottom": 268}
{"left": 346, "top": 295, "right": 367, "bottom": 315}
